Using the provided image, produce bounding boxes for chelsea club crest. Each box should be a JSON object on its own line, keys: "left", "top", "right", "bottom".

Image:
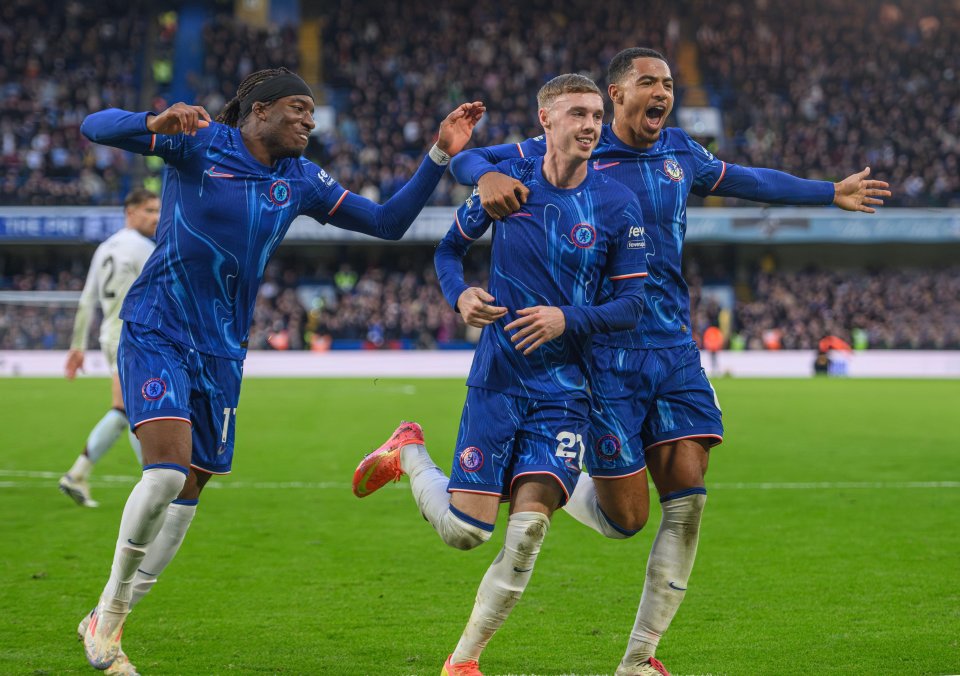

{"left": 269, "top": 179, "right": 291, "bottom": 206}
{"left": 663, "top": 159, "right": 684, "bottom": 182}
{"left": 571, "top": 222, "right": 597, "bottom": 248}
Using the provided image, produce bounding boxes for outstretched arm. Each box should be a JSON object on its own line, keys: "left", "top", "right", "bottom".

{"left": 320, "top": 102, "right": 485, "bottom": 240}
{"left": 80, "top": 104, "right": 211, "bottom": 155}
{"left": 709, "top": 164, "right": 891, "bottom": 210}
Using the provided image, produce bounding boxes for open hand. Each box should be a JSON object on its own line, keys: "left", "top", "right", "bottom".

{"left": 478, "top": 172, "right": 530, "bottom": 220}
{"left": 833, "top": 167, "right": 892, "bottom": 213}
{"left": 146, "top": 102, "right": 212, "bottom": 136}
{"left": 457, "top": 287, "right": 507, "bottom": 328}
{"left": 436, "top": 102, "right": 486, "bottom": 157}
{"left": 504, "top": 306, "right": 565, "bottom": 355}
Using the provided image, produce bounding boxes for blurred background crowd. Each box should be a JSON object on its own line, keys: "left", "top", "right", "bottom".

{"left": 1, "top": 0, "right": 958, "bottom": 351}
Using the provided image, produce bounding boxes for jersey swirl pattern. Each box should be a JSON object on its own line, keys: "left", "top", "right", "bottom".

{"left": 120, "top": 122, "right": 347, "bottom": 359}
{"left": 448, "top": 155, "right": 646, "bottom": 400}
{"left": 517, "top": 127, "right": 725, "bottom": 348}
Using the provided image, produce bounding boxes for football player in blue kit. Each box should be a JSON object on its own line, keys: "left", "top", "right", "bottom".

{"left": 76, "top": 67, "right": 484, "bottom": 673}
{"left": 448, "top": 48, "right": 891, "bottom": 676}
{"left": 353, "top": 74, "right": 648, "bottom": 676}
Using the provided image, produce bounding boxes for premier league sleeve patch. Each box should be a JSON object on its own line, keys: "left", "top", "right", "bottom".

{"left": 459, "top": 446, "right": 484, "bottom": 472}
{"left": 141, "top": 377, "right": 167, "bottom": 401}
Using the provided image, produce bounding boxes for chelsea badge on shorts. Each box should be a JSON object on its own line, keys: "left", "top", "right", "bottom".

{"left": 459, "top": 447, "right": 484, "bottom": 472}
{"left": 142, "top": 377, "right": 167, "bottom": 401}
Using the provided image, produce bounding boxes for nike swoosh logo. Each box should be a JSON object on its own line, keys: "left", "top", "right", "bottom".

{"left": 205, "top": 165, "right": 235, "bottom": 178}
{"left": 513, "top": 567, "right": 533, "bottom": 573}
{"left": 593, "top": 161, "right": 620, "bottom": 170}
{"left": 355, "top": 451, "right": 387, "bottom": 496}
{"left": 668, "top": 581, "right": 687, "bottom": 591}
{"left": 506, "top": 212, "right": 533, "bottom": 219}
{"left": 127, "top": 539, "right": 148, "bottom": 547}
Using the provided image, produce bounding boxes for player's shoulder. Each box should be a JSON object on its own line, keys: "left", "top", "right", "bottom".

{"left": 497, "top": 155, "right": 539, "bottom": 184}
{"left": 589, "top": 170, "right": 638, "bottom": 207}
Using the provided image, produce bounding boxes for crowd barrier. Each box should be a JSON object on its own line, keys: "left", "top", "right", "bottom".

{"left": 2, "top": 350, "right": 958, "bottom": 379}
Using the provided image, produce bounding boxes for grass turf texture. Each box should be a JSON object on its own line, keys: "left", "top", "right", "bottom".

{"left": 0, "top": 377, "right": 957, "bottom": 675}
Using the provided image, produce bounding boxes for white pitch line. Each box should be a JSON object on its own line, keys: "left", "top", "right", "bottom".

{"left": 0, "top": 470, "right": 957, "bottom": 491}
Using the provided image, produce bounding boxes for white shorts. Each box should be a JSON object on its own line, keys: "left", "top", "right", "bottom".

{"left": 101, "top": 340, "right": 119, "bottom": 374}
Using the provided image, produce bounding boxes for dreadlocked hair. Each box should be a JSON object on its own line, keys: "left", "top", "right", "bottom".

{"left": 216, "top": 66, "right": 294, "bottom": 127}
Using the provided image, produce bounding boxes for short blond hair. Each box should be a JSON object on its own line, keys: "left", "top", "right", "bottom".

{"left": 536, "top": 73, "right": 602, "bottom": 109}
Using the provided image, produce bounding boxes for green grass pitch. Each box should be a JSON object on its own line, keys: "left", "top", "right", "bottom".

{"left": 0, "top": 376, "right": 957, "bottom": 675}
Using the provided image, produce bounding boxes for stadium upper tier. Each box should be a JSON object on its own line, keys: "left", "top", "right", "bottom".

{"left": 0, "top": 0, "right": 956, "bottom": 206}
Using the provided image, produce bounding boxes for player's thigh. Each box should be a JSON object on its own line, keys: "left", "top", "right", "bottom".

{"left": 137, "top": 419, "right": 192, "bottom": 467}
{"left": 640, "top": 343, "right": 723, "bottom": 491}
{"left": 510, "top": 397, "right": 591, "bottom": 508}
{"left": 592, "top": 470, "right": 652, "bottom": 529}
{"left": 510, "top": 475, "right": 564, "bottom": 517}
{"left": 188, "top": 353, "right": 243, "bottom": 476}
{"left": 584, "top": 344, "right": 657, "bottom": 480}
{"left": 119, "top": 322, "right": 195, "bottom": 465}
{"left": 447, "top": 387, "right": 522, "bottom": 503}
{"left": 110, "top": 373, "right": 124, "bottom": 410}
{"left": 646, "top": 438, "right": 710, "bottom": 496}
{"left": 449, "top": 491, "right": 502, "bottom": 525}
{"left": 103, "top": 341, "right": 124, "bottom": 409}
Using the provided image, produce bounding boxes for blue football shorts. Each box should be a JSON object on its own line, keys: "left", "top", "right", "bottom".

{"left": 586, "top": 341, "right": 723, "bottom": 478}
{"left": 447, "top": 386, "right": 591, "bottom": 506}
{"left": 118, "top": 321, "right": 243, "bottom": 475}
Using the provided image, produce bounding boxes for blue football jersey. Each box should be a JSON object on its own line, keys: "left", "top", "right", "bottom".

{"left": 438, "top": 155, "right": 647, "bottom": 401}
{"left": 513, "top": 126, "right": 725, "bottom": 348}
{"left": 115, "top": 120, "right": 348, "bottom": 359}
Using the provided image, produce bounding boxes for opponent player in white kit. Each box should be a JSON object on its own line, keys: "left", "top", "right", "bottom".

{"left": 59, "top": 188, "right": 160, "bottom": 508}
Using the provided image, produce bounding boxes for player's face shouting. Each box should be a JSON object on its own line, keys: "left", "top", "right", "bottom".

{"left": 265, "top": 95, "right": 316, "bottom": 158}
{"left": 544, "top": 92, "right": 604, "bottom": 161}
{"left": 609, "top": 57, "right": 674, "bottom": 147}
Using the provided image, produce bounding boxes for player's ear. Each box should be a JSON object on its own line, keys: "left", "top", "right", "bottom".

{"left": 608, "top": 83, "right": 623, "bottom": 105}
{"left": 538, "top": 107, "right": 550, "bottom": 129}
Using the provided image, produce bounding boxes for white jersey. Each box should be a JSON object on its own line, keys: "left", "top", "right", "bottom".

{"left": 71, "top": 228, "right": 156, "bottom": 350}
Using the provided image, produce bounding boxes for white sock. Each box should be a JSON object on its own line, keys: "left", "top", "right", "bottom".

{"left": 100, "top": 466, "right": 187, "bottom": 614}
{"left": 401, "top": 443, "right": 492, "bottom": 549}
{"left": 127, "top": 430, "right": 143, "bottom": 466}
{"left": 564, "top": 473, "right": 638, "bottom": 539}
{"left": 620, "top": 491, "right": 707, "bottom": 668}
{"left": 130, "top": 501, "right": 197, "bottom": 608}
{"left": 84, "top": 409, "right": 129, "bottom": 464}
{"left": 451, "top": 511, "right": 551, "bottom": 664}
{"left": 401, "top": 443, "right": 451, "bottom": 525}
{"left": 67, "top": 454, "right": 94, "bottom": 482}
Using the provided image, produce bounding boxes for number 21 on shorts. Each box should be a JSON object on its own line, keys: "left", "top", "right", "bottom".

{"left": 555, "top": 431, "right": 585, "bottom": 468}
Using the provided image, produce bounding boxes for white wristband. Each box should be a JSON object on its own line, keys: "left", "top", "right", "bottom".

{"left": 429, "top": 144, "right": 451, "bottom": 166}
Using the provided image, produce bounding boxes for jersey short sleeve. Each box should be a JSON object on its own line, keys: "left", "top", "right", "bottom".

{"left": 681, "top": 130, "right": 728, "bottom": 196}
{"left": 298, "top": 159, "right": 350, "bottom": 223}
{"left": 605, "top": 196, "right": 648, "bottom": 281}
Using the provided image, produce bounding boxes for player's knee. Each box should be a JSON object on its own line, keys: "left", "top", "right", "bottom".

{"left": 600, "top": 505, "right": 648, "bottom": 539}
{"left": 438, "top": 508, "right": 493, "bottom": 550}
{"left": 141, "top": 465, "right": 188, "bottom": 506}
{"left": 505, "top": 511, "right": 550, "bottom": 566}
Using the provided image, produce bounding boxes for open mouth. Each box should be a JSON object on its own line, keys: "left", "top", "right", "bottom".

{"left": 575, "top": 135, "right": 595, "bottom": 150}
{"left": 644, "top": 105, "right": 667, "bottom": 132}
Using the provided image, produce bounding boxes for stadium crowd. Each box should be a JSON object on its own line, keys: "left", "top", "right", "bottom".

{"left": 3, "top": 257, "right": 958, "bottom": 351}
{"left": 2, "top": 0, "right": 958, "bottom": 207}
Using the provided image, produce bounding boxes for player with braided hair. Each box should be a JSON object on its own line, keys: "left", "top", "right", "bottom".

{"left": 76, "top": 68, "right": 484, "bottom": 672}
